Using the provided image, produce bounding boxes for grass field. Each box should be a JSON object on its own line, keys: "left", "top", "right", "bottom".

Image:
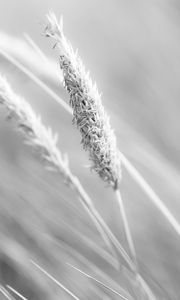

{"left": 0, "top": 1, "right": 180, "bottom": 299}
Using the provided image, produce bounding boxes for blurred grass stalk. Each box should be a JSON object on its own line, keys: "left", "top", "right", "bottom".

{"left": 0, "top": 32, "right": 59, "bottom": 83}
{"left": 66, "top": 262, "right": 129, "bottom": 300}
{"left": 6, "top": 285, "right": 28, "bottom": 300}
{"left": 31, "top": 261, "right": 80, "bottom": 300}
{"left": 0, "top": 285, "right": 15, "bottom": 300}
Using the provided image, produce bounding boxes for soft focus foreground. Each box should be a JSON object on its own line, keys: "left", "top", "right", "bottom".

{"left": 0, "top": 0, "right": 180, "bottom": 299}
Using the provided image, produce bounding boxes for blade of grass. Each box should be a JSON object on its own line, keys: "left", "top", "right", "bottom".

{"left": 0, "top": 286, "right": 15, "bottom": 300}
{"left": 59, "top": 242, "right": 133, "bottom": 300}
{"left": 6, "top": 286, "right": 28, "bottom": 300}
{"left": 83, "top": 198, "right": 156, "bottom": 300}
{"left": 115, "top": 189, "right": 137, "bottom": 268}
{"left": 119, "top": 152, "right": 180, "bottom": 236}
{"left": 23, "top": 33, "right": 47, "bottom": 63}
{"left": 31, "top": 260, "right": 81, "bottom": 300}
{"left": 67, "top": 263, "right": 130, "bottom": 300}
{"left": 0, "top": 48, "right": 72, "bottom": 114}
{"left": 77, "top": 194, "right": 134, "bottom": 271}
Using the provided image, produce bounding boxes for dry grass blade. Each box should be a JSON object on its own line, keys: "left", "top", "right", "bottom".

{"left": 81, "top": 198, "right": 135, "bottom": 271}
{"left": 31, "top": 260, "right": 80, "bottom": 300}
{"left": 23, "top": 33, "right": 47, "bottom": 63}
{"left": 115, "top": 189, "right": 137, "bottom": 267}
{"left": 90, "top": 208, "right": 156, "bottom": 299}
{"left": 60, "top": 243, "right": 133, "bottom": 300}
{"left": 0, "top": 48, "right": 72, "bottom": 114}
{"left": 6, "top": 285, "right": 28, "bottom": 300}
{"left": 67, "top": 263, "right": 130, "bottom": 300}
{"left": 136, "top": 276, "right": 156, "bottom": 300}
{"left": 0, "top": 32, "right": 60, "bottom": 83}
{"left": 119, "top": 152, "right": 180, "bottom": 236}
{"left": 0, "top": 285, "right": 15, "bottom": 300}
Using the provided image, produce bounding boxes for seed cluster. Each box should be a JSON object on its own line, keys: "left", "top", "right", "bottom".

{"left": 0, "top": 75, "right": 71, "bottom": 184}
{"left": 46, "top": 13, "right": 121, "bottom": 188}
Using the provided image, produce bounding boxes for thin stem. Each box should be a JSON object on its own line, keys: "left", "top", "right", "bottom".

{"left": 70, "top": 176, "right": 135, "bottom": 271}
{"left": 6, "top": 286, "right": 28, "bottom": 300}
{"left": 23, "top": 33, "right": 47, "bottom": 63}
{"left": 137, "top": 275, "right": 156, "bottom": 300}
{"left": 69, "top": 175, "right": 119, "bottom": 265}
{"left": 0, "top": 48, "right": 72, "bottom": 115}
{"left": 85, "top": 194, "right": 156, "bottom": 299}
{"left": 115, "top": 189, "right": 138, "bottom": 269}
{"left": 78, "top": 198, "right": 118, "bottom": 265}
{"left": 119, "top": 152, "right": 180, "bottom": 236}
{"left": 31, "top": 260, "right": 80, "bottom": 300}
{"left": 67, "top": 263, "right": 130, "bottom": 300}
{"left": 89, "top": 201, "right": 135, "bottom": 272}
{"left": 0, "top": 286, "right": 15, "bottom": 300}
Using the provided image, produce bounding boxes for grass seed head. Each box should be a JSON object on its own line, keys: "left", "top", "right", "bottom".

{"left": 46, "top": 13, "right": 122, "bottom": 188}
{"left": 0, "top": 74, "right": 71, "bottom": 185}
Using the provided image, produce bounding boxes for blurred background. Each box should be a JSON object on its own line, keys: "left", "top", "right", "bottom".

{"left": 0, "top": 0, "right": 180, "bottom": 299}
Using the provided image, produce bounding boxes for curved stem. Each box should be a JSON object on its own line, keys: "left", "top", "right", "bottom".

{"left": 119, "top": 152, "right": 180, "bottom": 236}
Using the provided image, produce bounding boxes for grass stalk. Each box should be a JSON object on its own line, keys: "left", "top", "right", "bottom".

{"left": 0, "top": 48, "right": 72, "bottom": 115}
{"left": 67, "top": 263, "right": 130, "bottom": 300}
{"left": 31, "top": 260, "right": 80, "bottom": 300}
{"left": 0, "top": 286, "right": 15, "bottom": 300}
{"left": 6, "top": 286, "right": 28, "bottom": 300}
{"left": 115, "top": 189, "right": 137, "bottom": 268}
{"left": 119, "top": 152, "right": 180, "bottom": 236}
{"left": 23, "top": 33, "right": 47, "bottom": 63}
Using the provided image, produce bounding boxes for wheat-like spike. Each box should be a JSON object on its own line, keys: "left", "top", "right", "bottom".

{"left": 0, "top": 74, "right": 71, "bottom": 183}
{"left": 45, "top": 12, "right": 121, "bottom": 188}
